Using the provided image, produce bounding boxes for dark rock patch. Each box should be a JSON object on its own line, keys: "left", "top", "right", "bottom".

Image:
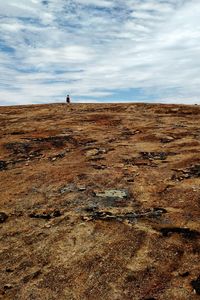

{"left": 172, "top": 164, "right": 200, "bottom": 181}
{"left": 125, "top": 273, "right": 136, "bottom": 282}
{"left": 188, "top": 165, "right": 200, "bottom": 178}
{"left": 11, "top": 131, "right": 25, "bottom": 135}
{"left": 123, "top": 157, "right": 157, "bottom": 167}
{"left": 29, "top": 210, "right": 62, "bottom": 220}
{"left": 3, "top": 284, "right": 13, "bottom": 291}
{"left": 91, "top": 164, "right": 106, "bottom": 170}
{"left": 191, "top": 275, "right": 200, "bottom": 295}
{"left": 26, "top": 135, "right": 77, "bottom": 146}
{"left": 5, "top": 142, "right": 31, "bottom": 156}
{"left": 140, "top": 152, "right": 168, "bottom": 160}
{"left": 88, "top": 156, "right": 104, "bottom": 162}
{"left": 49, "top": 151, "right": 66, "bottom": 161}
{"left": 5, "top": 268, "right": 14, "bottom": 273}
{"left": 81, "top": 139, "right": 98, "bottom": 146}
{"left": 160, "top": 227, "right": 199, "bottom": 239}
{"left": 160, "top": 136, "right": 174, "bottom": 143}
{"left": 82, "top": 207, "right": 167, "bottom": 222}
{"left": 22, "top": 270, "right": 42, "bottom": 283}
{"left": 0, "top": 160, "right": 7, "bottom": 171}
{"left": 180, "top": 271, "right": 190, "bottom": 277}
{"left": 59, "top": 184, "right": 75, "bottom": 194}
{"left": 0, "top": 212, "right": 8, "bottom": 223}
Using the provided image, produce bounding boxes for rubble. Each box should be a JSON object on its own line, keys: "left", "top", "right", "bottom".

{"left": 172, "top": 164, "right": 200, "bottom": 181}
{"left": 48, "top": 152, "right": 66, "bottom": 161}
{"left": 82, "top": 207, "right": 167, "bottom": 222}
{"left": 25, "top": 135, "right": 77, "bottom": 147}
{"left": 5, "top": 142, "right": 31, "bottom": 157}
{"left": 29, "top": 210, "right": 62, "bottom": 220}
{"left": 59, "top": 184, "right": 75, "bottom": 194}
{"left": 85, "top": 148, "right": 108, "bottom": 161}
{"left": 140, "top": 152, "right": 168, "bottom": 160}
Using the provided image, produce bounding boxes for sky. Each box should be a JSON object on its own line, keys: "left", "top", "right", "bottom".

{"left": 0, "top": 0, "right": 200, "bottom": 105}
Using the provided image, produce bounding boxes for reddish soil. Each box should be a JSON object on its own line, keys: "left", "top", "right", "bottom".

{"left": 0, "top": 103, "right": 200, "bottom": 300}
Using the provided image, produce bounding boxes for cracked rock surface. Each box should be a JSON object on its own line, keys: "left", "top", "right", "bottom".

{"left": 0, "top": 103, "right": 200, "bottom": 300}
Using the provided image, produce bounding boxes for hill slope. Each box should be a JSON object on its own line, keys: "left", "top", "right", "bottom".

{"left": 0, "top": 103, "right": 200, "bottom": 299}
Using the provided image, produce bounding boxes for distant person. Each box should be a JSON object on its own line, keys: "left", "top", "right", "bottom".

{"left": 66, "top": 95, "right": 71, "bottom": 103}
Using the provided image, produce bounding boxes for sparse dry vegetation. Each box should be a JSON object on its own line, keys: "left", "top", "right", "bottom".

{"left": 0, "top": 103, "right": 200, "bottom": 299}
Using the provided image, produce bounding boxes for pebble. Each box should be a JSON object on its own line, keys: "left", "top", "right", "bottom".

{"left": 86, "top": 149, "right": 99, "bottom": 157}
{"left": 77, "top": 186, "right": 86, "bottom": 191}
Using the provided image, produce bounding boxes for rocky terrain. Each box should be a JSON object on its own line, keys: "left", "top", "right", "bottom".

{"left": 0, "top": 103, "right": 200, "bottom": 300}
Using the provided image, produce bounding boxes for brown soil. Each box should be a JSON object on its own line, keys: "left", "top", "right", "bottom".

{"left": 0, "top": 103, "right": 200, "bottom": 300}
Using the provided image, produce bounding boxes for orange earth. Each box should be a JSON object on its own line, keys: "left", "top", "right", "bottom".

{"left": 0, "top": 103, "right": 200, "bottom": 300}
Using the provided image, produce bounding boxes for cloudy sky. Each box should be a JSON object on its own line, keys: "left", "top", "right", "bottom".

{"left": 0, "top": 0, "right": 200, "bottom": 105}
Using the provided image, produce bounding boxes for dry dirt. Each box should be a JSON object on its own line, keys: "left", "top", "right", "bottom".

{"left": 0, "top": 103, "right": 200, "bottom": 300}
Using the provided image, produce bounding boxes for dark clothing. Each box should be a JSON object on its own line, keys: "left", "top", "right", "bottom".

{"left": 66, "top": 95, "right": 70, "bottom": 103}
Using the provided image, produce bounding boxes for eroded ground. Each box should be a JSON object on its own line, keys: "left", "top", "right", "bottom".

{"left": 0, "top": 103, "right": 200, "bottom": 300}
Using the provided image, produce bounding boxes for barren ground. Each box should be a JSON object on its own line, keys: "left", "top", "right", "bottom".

{"left": 0, "top": 103, "right": 200, "bottom": 300}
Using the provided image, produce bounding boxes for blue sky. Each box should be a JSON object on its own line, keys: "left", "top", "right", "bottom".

{"left": 0, "top": 0, "right": 200, "bottom": 105}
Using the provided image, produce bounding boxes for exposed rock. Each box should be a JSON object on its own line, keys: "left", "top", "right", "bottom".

{"left": 77, "top": 186, "right": 86, "bottom": 191}
{"left": 94, "top": 189, "right": 128, "bottom": 199}
{"left": 160, "top": 136, "right": 174, "bottom": 143}
{"left": 160, "top": 227, "right": 200, "bottom": 239}
{"left": 26, "top": 135, "right": 77, "bottom": 147}
{"left": 191, "top": 276, "right": 200, "bottom": 295}
{"left": 188, "top": 165, "right": 200, "bottom": 178}
{"left": 180, "top": 271, "right": 190, "bottom": 277}
{"left": 4, "top": 284, "right": 13, "bottom": 290}
{"left": 85, "top": 149, "right": 99, "bottom": 157}
{"left": 85, "top": 148, "right": 108, "bottom": 160}
{"left": 22, "top": 270, "right": 42, "bottom": 283}
{"left": 5, "top": 268, "right": 14, "bottom": 273}
{"left": 0, "top": 212, "right": 8, "bottom": 223}
{"left": 83, "top": 207, "right": 167, "bottom": 222}
{"left": 0, "top": 160, "right": 7, "bottom": 171}
{"left": 172, "top": 164, "right": 200, "bottom": 181}
{"left": 59, "top": 184, "right": 75, "bottom": 194}
{"left": 29, "top": 210, "right": 62, "bottom": 220}
{"left": 140, "top": 152, "right": 168, "bottom": 160}
{"left": 91, "top": 164, "right": 107, "bottom": 170}
{"left": 49, "top": 152, "right": 66, "bottom": 161}
{"left": 1, "top": 103, "right": 200, "bottom": 300}
{"left": 5, "top": 142, "right": 31, "bottom": 156}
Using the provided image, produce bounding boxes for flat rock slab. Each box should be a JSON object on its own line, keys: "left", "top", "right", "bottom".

{"left": 94, "top": 189, "right": 128, "bottom": 199}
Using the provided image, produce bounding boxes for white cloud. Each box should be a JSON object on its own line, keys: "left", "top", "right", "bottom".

{"left": 76, "top": 0, "right": 113, "bottom": 8}
{"left": 0, "top": 0, "right": 200, "bottom": 105}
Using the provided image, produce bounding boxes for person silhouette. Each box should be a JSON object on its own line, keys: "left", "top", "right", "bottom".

{"left": 66, "top": 95, "right": 71, "bottom": 103}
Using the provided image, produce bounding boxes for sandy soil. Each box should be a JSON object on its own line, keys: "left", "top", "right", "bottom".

{"left": 0, "top": 103, "right": 200, "bottom": 300}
